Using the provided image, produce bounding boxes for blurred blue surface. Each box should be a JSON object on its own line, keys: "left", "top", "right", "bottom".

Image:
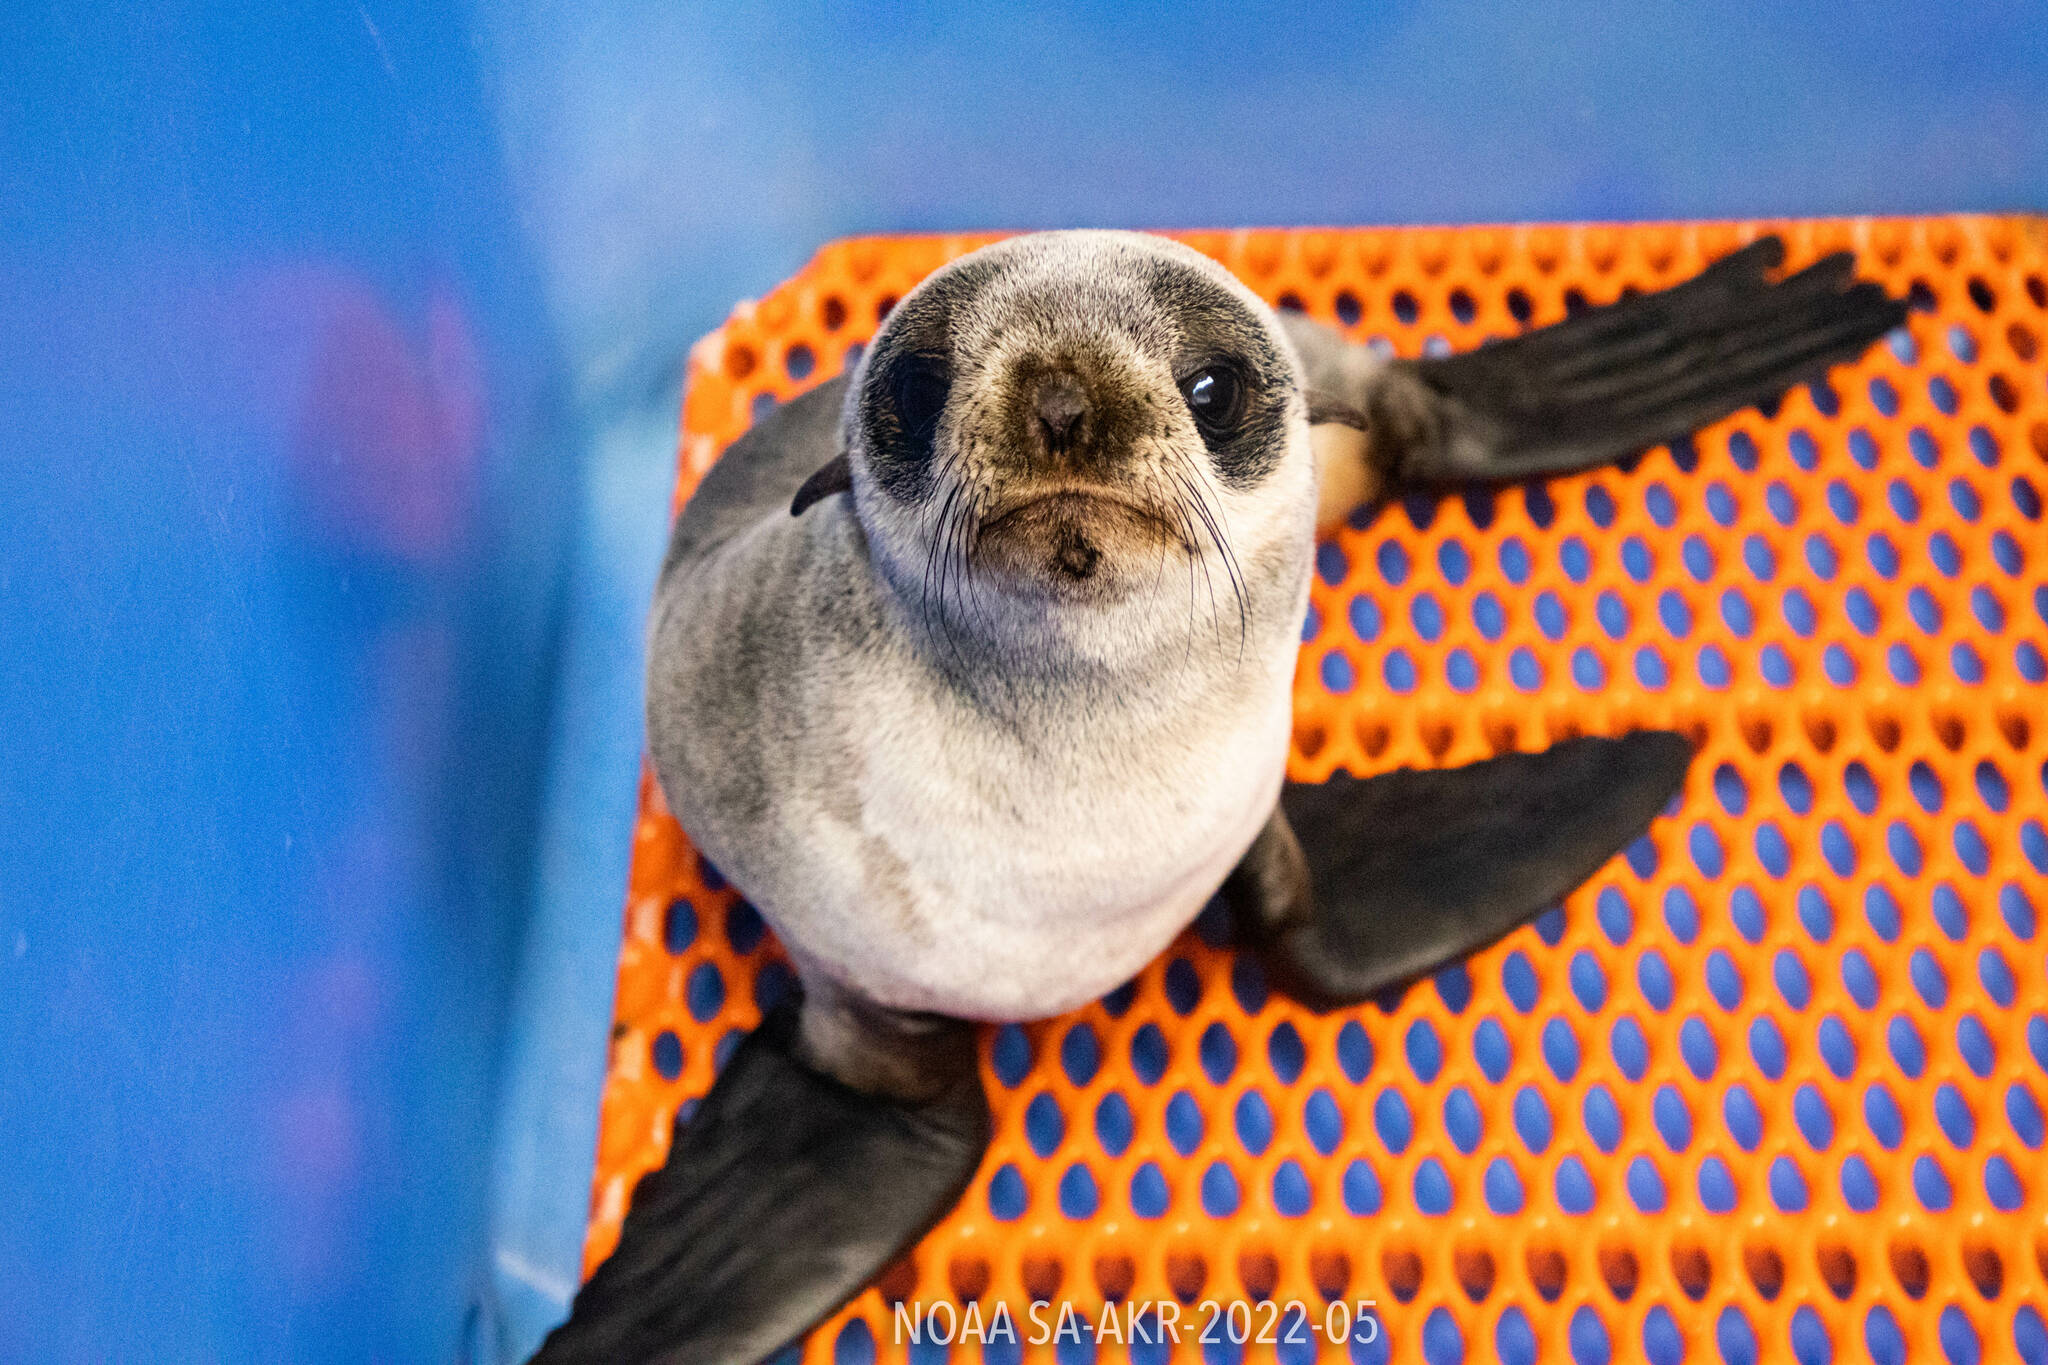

{"left": 1, "top": 2, "right": 2042, "bottom": 1361}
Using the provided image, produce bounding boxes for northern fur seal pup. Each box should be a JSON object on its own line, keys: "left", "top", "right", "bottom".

{"left": 535, "top": 231, "right": 1905, "bottom": 1365}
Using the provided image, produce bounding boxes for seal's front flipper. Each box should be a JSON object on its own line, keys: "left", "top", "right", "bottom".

{"left": 1228, "top": 732, "right": 1692, "bottom": 1011}
{"left": 1282, "top": 235, "right": 1909, "bottom": 527}
{"left": 529, "top": 997, "right": 989, "bottom": 1365}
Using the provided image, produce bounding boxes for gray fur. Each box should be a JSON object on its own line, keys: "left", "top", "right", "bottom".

{"left": 646, "top": 230, "right": 1323, "bottom": 1028}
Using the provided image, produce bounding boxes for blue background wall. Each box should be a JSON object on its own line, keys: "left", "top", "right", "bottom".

{"left": 2, "top": 3, "right": 2042, "bottom": 1361}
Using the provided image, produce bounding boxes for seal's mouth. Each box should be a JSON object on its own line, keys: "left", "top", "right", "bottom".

{"left": 974, "top": 488, "right": 1187, "bottom": 594}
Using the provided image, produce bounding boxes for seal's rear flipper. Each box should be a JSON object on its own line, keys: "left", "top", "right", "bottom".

{"left": 1383, "top": 239, "right": 1909, "bottom": 485}
{"left": 1284, "top": 235, "right": 1909, "bottom": 524}
{"left": 1229, "top": 732, "right": 1692, "bottom": 1011}
{"left": 529, "top": 1000, "right": 990, "bottom": 1365}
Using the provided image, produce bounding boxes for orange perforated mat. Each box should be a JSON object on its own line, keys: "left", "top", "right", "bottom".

{"left": 586, "top": 217, "right": 2048, "bottom": 1364}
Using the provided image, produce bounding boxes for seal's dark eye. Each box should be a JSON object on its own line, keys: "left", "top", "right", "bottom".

{"left": 892, "top": 357, "right": 950, "bottom": 440}
{"left": 1181, "top": 364, "right": 1246, "bottom": 437}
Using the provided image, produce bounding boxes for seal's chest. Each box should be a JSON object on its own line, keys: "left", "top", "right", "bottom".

{"left": 874, "top": 672, "right": 1294, "bottom": 923}
{"left": 848, "top": 708, "right": 1287, "bottom": 1019}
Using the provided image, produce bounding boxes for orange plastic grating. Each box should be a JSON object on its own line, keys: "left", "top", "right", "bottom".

{"left": 587, "top": 217, "right": 2048, "bottom": 1364}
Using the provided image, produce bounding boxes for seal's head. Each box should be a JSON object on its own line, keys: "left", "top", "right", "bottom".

{"left": 839, "top": 231, "right": 1315, "bottom": 663}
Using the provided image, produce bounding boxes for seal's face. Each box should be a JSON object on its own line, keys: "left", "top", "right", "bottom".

{"left": 846, "top": 231, "right": 1313, "bottom": 659}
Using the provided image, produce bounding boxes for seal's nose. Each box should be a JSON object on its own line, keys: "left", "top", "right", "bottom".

{"left": 1033, "top": 374, "right": 1089, "bottom": 454}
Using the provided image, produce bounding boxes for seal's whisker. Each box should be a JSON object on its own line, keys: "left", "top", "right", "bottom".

{"left": 945, "top": 487, "right": 983, "bottom": 663}
{"left": 1165, "top": 480, "right": 1206, "bottom": 661}
{"left": 949, "top": 483, "right": 994, "bottom": 641}
{"left": 918, "top": 478, "right": 961, "bottom": 643}
{"left": 1169, "top": 458, "right": 1249, "bottom": 656}
{"left": 1193, "top": 490, "right": 1251, "bottom": 651}
{"left": 1139, "top": 477, "right": 1178, "bottom": 619}
{"left": 1139, "top": 468, "right": 1196, "bottom": 663}
{"left": 923, "top": 476, "right": 977, "bottom": 674}
{"left": 1194, "top": 477, "right": 1251, "bottom": 657}
{"left": 1164, "top": 466, "right": 1227, "bottom": 647}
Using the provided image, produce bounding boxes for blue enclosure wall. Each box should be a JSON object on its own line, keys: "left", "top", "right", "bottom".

{"left": 2, "top": 4, "right": 2043, "bottom": 1362}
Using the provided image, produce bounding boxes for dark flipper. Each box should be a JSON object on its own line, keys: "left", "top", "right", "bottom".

{"left": 1380, "top": 236, "right": 1909, "bottom": 485}
{"left": 529, "top": 999, "right": 990, "bottom": 1365}
{"left": 1286, "top": 235, "right": 1909, "bottom": 504}
{"left": 1230, "top": 732, "right": 1692, "bottom": 1010}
